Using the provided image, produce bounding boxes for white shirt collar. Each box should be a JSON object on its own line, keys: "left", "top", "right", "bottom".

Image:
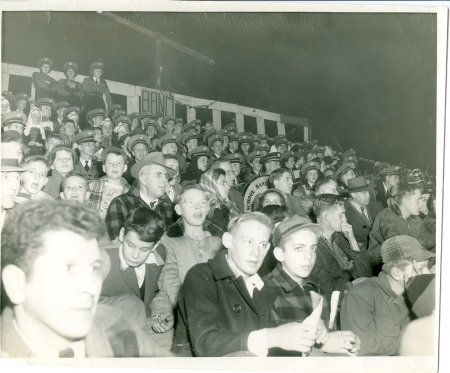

{"left": 139, "top": 191, "right": 158, "bottom": 207}
{"left": 226, "top": 254, "right": 264, "bottom": 297}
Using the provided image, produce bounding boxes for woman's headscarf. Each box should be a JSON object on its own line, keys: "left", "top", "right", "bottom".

{"left": 24, "top": 107, "right": 46, "bottom": 139}
{"left": 199, "top": 168, "right": 240, "bottom": 219}
{"left": 181, "top": 155, "right": 203, "bottom": 184}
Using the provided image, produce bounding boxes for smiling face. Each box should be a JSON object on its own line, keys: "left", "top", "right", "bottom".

{"left": 103, "top": 153, "right": 127, "bottom": 181}
{"left": 132, "top": 143, "right": 148, "bottom": 162}
{"left": 119, "top": 230, "right": 156, "bottom": 268}
{"left": 175, "top": 188, "right": 210, "bottom": 227}
{"left": 92, "top": 68, "right": 102, "bottom": 79}
{"left": 51, "top": 150, "right": 74, "bottom": 176}
{"left": 18, "top": 230, "right": 102, "bottom": 341}
{"left": 60, "top": 176, "right": 90, "bottom": 202}
{"left": 211, "top": 140, "right": 223, "bottom": 155}
{"left": 20, "top": 161, "right": 48, "bottom": 195}
{"left": 31, "top": 111, "right": 41, "bottom": 125}
{"left": 274, "top": 229, "right": 318, "bottom": 284}
{"left": 223, "top": 220, "right": 271, "bottom": 276}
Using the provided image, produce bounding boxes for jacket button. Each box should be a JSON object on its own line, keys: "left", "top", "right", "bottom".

{"left": 233, "top": 304, "right": 242, "bottom": 313}
{"left": 227, "top": 279, "right": 232, "bottom": 284}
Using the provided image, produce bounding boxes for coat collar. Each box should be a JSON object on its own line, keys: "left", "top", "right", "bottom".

{"left": 210, "top": 249, "right": 237, "bottom": 281}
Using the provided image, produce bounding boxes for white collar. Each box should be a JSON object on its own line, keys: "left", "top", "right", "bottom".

{"left": 118, "top": 244, "right": 162, "bottom": 271}
{"left": 139, "top": 191, "right": 158, "bottom": 207}
{"left": 226, "top": 254, "right": 264, "bottom": 296}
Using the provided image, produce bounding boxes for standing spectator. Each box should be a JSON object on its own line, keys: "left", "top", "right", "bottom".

{"left": 56, "top": 62, "right": 83, "bottom": 108}
{"left": 32, "top": 57, "right": 57, "bottom": 101}
{"left": 72, "top": 130, "right": 101, "bottom": 181}
{"left": 82, "top": 61, "right": 113, "bottom": 116}
{"left": 105, "top": 152, "right": 176, "bottom": 240}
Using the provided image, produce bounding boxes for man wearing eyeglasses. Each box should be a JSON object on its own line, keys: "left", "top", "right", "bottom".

{"left": 105, "top": 152, "right": 176, "bottom": 240}
{"left": 210, "top": 159, "right": 244, "bottom": 212}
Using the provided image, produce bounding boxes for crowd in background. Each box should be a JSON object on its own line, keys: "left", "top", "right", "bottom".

{"left": 0, "top": 58, "right": 437, "bottom": 358}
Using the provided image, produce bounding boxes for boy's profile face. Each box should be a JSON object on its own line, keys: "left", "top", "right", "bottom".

{"left": 103, "top": 153, "right": 127, "bottom": 180}
{"left": 17, "top": 230, "right": 103, "bottom": 341}
{"left": 119, "top": 229, "right": 156, "bottom": 268}
{"left": 21, "top": 161, "right": 48, "bottom": 195}
{"left": 223, "top": 220, "right": 271, "bottom": 276}
{"left": 274, "top": 229, "right": 318, "bottom": 284}
{"left": 60, "top": 176, "right": 90, "bottom": 202}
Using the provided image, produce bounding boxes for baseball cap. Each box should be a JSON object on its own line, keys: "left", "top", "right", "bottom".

{"left": 272, "top": 215, "right": 323, "bottom": 248}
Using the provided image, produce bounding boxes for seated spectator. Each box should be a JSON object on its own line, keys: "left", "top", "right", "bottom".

{"left": 1, "top": 157, "right": 26, "bottom": 229}
{"left": 153, "top": 185, "right": 223, "bottom": 310}
{"left": 309, "top": 194, "right": 372, "bottom": 305}
{"left": 100, "top": 208, "right": 172, "bottom": 333}
{"left": 2, "top": 111, "right": 26, "bottom": 135}
{"left": 340, "top": 235, "right": 434, "bottom": 356}
{"left": 43, "top": 145, "right": 76, "bottom": 199}
{"left": 72, "top": 130, "right": 101, "bottom": 181}
{"left": 315, "top": 177, "right": 340, "bottom": 196}
{"left": 422, "top": 191, "right": 436, "bottom": 235}
{"left": 88, "top": 147, "right": 130, "bottom": 219}
{"left": 1, "top": 200, "right": 167, "bottom": 357}
{"left": 59, "top": 119, "right": 77, "bottom": 146}
{"left": 210, "top": 159, "right": 244, "bottom": 212}
{"left": 122, "top": 134, "right": 151, "bottom": 185}
{"left": 258, "top": 204, "right": 289, "bottom": 277}
{"left": 15, "top": 155, "right": 52, "bottom": 203}
{"left": 198, "top": 167, "right": 240, "bottom": 232}
{"left": 335, "top": 162, "right": 356, "bottom": 193}
{"left": 344, "top": 176, "right": 383, "bottom": 251}
{"left": 368, "top": 183, "right": 436, "bottom": 269}
{"left": 2, "top": 131, "right": 26, "bottom": 163}
{"left": 163, "top": 154, "right": 182, "bottom": 202}
{"left": 60, "top": 172, "right": 91, "bottom": 203}
{"left": 174, "top": 212, "right": 318, "bottom": 357}
{"left": 268, "top": 168, "right": 308, "bottom": 218}
{"left": 374, "top": 166, "right": 401, "bottom": 208}
{"left": 265, "top": 216, "right": 361, "bottom": 356}
{"left": 180, "top": 146, "right": 209, "bottom": 186}
{"left": 254, "top": 188, "right": 287, "bottom": 212}
{"left": 105, "top": 152, "right": 176, "bottom": 240}
{"left": 399, "top": 274, "right": 436, "bottom": 356}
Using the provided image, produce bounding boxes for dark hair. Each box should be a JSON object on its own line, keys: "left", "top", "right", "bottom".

{"left": 20, "top": 154, "right": 49, "bottom": 171}
{"left": 260, "top": 205, "right": 288, "bottom": 225}
{"left": 427, "top": 192, "right": 436, "bottom": 213}
{"left": 267, "top": 168, "right": 290, "bottom": 189}
{"left": 60, "top": 172, "right": 88, "bottom": 192}
{"left": 48, "top": 145, "right": 77, "bottom": 166}
{"left": 254, "top": 189, "right": 286, "bottom": 211}
{"left": 163, "top": 154, "right": 178, "bottom": 161}
{"left": 1, "top": 200, "right": 106, "bottom": 277}
{"left": 117, "top": 133, "right": 131, "bottom": 148}
{"left": 124, "top": 207, "right": 166, "bottom": 243}
{"left": 46, "top": 133, "right": 64, "bottom": 142}
{"left": 211, "top": 167, "right": 226, "bottom": 181}
{"left": 314, "top": 176, "right": 337, "bottom": 194}
{"left": 63, "top": 119, "right": 76, "bottom": 126}
{"left": 313, "top": 194, "right": 346, "bottom": 218}
{"left": 104, "top": 150, "right": 127, "bottom": 164}
{"left": 387, "top": 183, "right": 422, "bottom": 215}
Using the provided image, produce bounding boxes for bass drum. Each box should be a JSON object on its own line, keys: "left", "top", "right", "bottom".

{"left": 243, "top": 176, "right": 269, "bottom": 212}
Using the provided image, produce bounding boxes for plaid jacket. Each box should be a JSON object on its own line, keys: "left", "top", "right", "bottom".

{"left": 264, "top": 263, "right": 330, "bottom": 328}
{"left": 105, "top": 182, "right": 175, "bottom": 240}
{"left": 88, "top": 176, "right": 130, "bottom": 214}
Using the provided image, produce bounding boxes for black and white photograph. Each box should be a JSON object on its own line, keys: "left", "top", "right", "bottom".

{"left": 0, "top": 1, "right": 446, "bottom": 372}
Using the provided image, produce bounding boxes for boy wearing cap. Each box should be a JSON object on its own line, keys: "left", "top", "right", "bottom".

{"left": 261, "top": 152, "right": 281, "bottom": 176}
{"left": 208, "top": 134, "right": 223, "bottom": 160}
{"left": 344, "top": 177, "right": 384, "bottom": 251}
{"left": 2, "top": 111, "right": 26, "bottom": 134}
{"left": 265, "top": 216, "right": 361, "bottom": 356}
{"left": 53, "top": 101, "right": 69, "bottom": 133}
{"left": 158, "top": 134, "right": 178, "bottom": 155}
{"left": 15, "top": 93, "right": 29, "bottom": 115}
{"left": 72, "top": 130, "right": 101, "bottom": 181}
{"left": 123, "top": 134, "right": 151, "bottom": 185}
{"left": 174, "top": 212, "right": 319, "bottom": 357}
{"left": 88, "top": 147, "right": 130, "bottom": 219}
{"left": 244, "top": 151, "right": 263, "bottom": 183}
{"left": 340, "top": 235, "right": 434, "bottom": 356}
{"left": 105, "top": 152, "right": 176, "bottom": 240}
{"left": 32, "top": 57, "right": 57, "bottom": 101}
{"left": 374, "top": 166, "right": 401, "bottom": 208}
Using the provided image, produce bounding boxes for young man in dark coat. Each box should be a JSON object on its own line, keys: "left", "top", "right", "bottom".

{"left": 174, "top": 212, "right": 318, "bottom": 357}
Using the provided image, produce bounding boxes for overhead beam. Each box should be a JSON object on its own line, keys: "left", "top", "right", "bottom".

{"left": 100, "top": 12, "right": 214, "bottom": 65}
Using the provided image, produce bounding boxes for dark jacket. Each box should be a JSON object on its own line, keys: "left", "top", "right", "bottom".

{"left": 368, "top": 206, "right": 436, "bottom": 265}
{"left": 105, "top": 182, "right": 175, "bottom": 240}
{"left": 344, "top": 198, "right": 383, "bottom": 250}
{"left": 174, "top": 250, "right": 278, "bottom": 357}
{"left": 374, "top": 180, "right": 393, "bottom": 208}
{"left": 100, "top": 240, "right": 167, "bottom": 318}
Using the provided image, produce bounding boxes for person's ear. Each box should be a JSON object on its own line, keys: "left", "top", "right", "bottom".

{"left": 2, "top": 265, "right": 27, "bottom": 305}
{"left": 222, "top": 232, "right": 232, "bottom": 249}
{"left": 118, "top": 227, "right": 125, "bottom": 243}
{"left": 43, "top": 177, "right": 48, "bottom": 187}
{"left": 273, "top": 247, "right": 284, "bottom": 262}
{"left": 60, "top": 192, "right": 66, "bottom": 200}
{"left": 174, "top": 203, "right": 182, "bottom": 216}
{"left": 123, "top": 164, "right": 127, "bottom": 173}
{"left": 390, "top": 266, "right": 403, "bottom": 281}
{"left": 102, "top": 164, "right": 106, "bottom": 173}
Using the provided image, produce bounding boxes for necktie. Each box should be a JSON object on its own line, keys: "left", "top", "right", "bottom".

{"left": 360, "top": 206, "right": 367, "bottom": 219}
{"left": 84, "top": 161, "right": 90, "bottom": 172}
{"left": 95, "top": 78, "right": 99, "bottom": 84}
{"left": 59, "top": 347, "right": 74, "bottom": 358}
{"left": 149, "top": 201, "right": 156, "bottom": 209}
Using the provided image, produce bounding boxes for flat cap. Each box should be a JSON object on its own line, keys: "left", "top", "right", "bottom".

{"left": 301, "top": 161, "right": 320, "bottom": 176}
{"left": 127, "top": 134, "right": 151, "bottom": 153}
{"left": 72, "top": 130, "right": 96, "bottom": 145}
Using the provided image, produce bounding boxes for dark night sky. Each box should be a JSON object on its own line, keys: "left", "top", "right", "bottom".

{"left": 2, "top": 11, "right": 437, "bottom": 173}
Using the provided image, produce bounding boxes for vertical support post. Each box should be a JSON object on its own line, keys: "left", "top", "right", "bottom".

{"left": 155, "top": 37, "right": 162, "bottom": 90}
{"left": 187, "top": 108, "right": 196, "bottom": 123}
{"left": 304, "top": 126, "right": 310, "bottom": 142}
{"left": 256, "top": 117, "right": 265, "bottom": 134}
{"left": 236, "top": 113, "right": 244, "bottom": 132}
{"left": 212, "top": 110, "right": 221, "bottom": 130}
{"left": 277, "top": 122, "right": 286, "bottom": 135}
{"left": 2, "top": 71, "right": 9, "bottom": 92}
{"left": 127, "top": 96, "right": 140, "bottom": 113}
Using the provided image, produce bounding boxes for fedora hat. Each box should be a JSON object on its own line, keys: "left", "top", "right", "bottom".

{"left": 130, "top": 152, "right": 176, "bottom": 179}
{"left": 347, "top": 176, "right": 375, "bottom": 193}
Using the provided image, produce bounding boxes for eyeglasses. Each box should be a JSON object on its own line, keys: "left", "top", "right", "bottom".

{"left": 180, "top": 199, "right": 210, "bottom": 208}
{"left": 147, "top": 172, "right": 169, "bottom": 180}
